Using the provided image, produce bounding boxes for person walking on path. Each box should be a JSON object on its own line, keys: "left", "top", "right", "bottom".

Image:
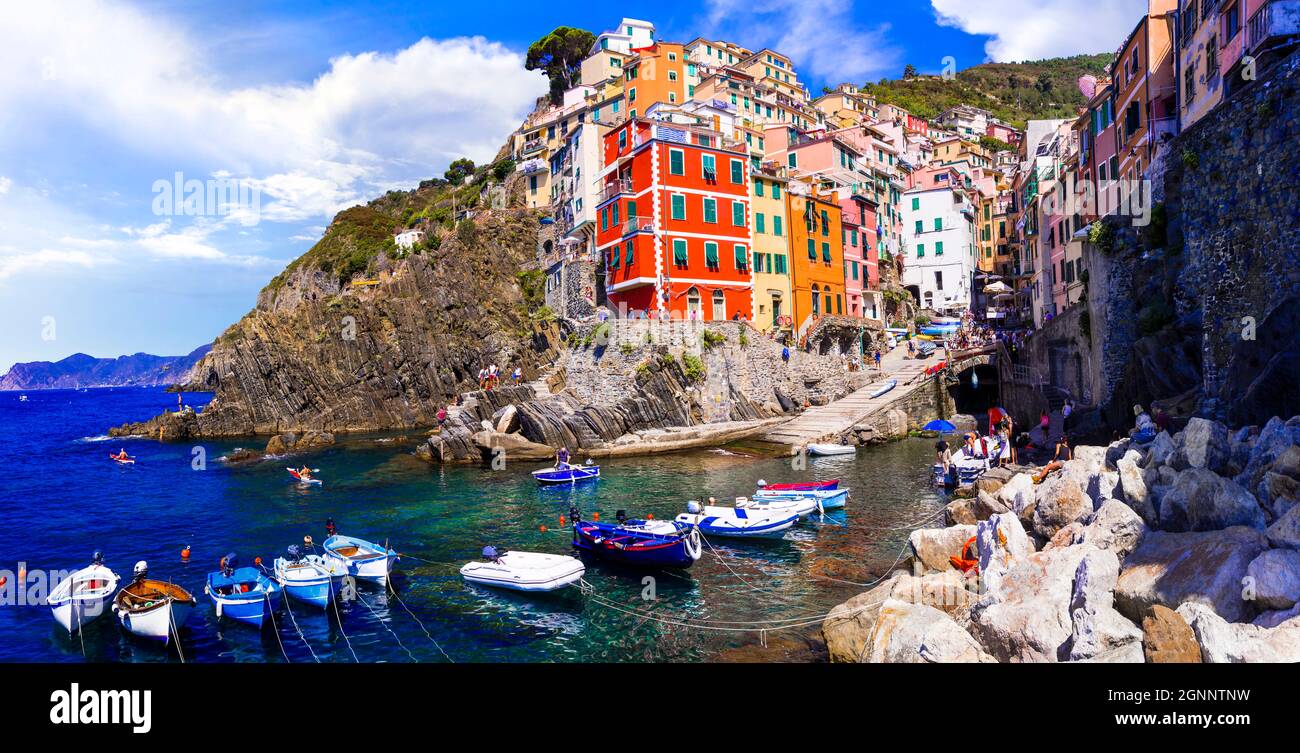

{"left": 873, "top": 350, "right": 881, "bottom": 370}
{"left": 1039, "top": 409, "right": 1051, "bottom": 445}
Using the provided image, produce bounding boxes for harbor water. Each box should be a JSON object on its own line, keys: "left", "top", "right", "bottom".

{"left": 0, "top": 387, "right": 948, "bottom": 662}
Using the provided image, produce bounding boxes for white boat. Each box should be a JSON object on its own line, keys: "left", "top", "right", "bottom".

{"left": 460, "top": 548, "right": 585, "bottom": 592}
{"left": 753, "top": 486, "right": 850, "bottom": 510}
{"left": 273, "top": 548, "right": 346, "bottom": 608}
{"left": 737, "top": 494, "right": 821, "bottom": 517}
{"left": 112, "top": 561, "right": 196, "bottom": 643}
{"left": 321, "top": 534, "right": 399, "bottom": 585}
{"left": 48, "top": 555, "right": 120, "bottom": 634}
{"left": 675, "top": 501, "right": 798, "bottom": 538}
{"left": 807, "top": 443, "right": 857, "bottom": 456}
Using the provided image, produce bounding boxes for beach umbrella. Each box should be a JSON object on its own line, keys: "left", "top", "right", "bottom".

{"left": 984, "top": 281, "right": 1012, "bottom": 294}
{"left": 923, "top": 419, "right": 957, "bottom": 432}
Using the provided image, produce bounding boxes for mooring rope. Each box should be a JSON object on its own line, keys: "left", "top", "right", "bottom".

{"left": 276, "top": 581, "right": 321, "bottom": 663}
{"left": 262, "top": 589, "right": 291, "bottom": 663}
{"left": 354, "top": 591, "right": 419, "bottom": 662}
{"left": 329, "top": 577, "right": 359, "bottom": 663}
{"left": 386, "top": 584, "right": 454, "bottom": 663}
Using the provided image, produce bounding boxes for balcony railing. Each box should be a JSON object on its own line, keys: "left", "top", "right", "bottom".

{"left": 597, "top": 179, "right": 633, "bottom": 205}
{"left": 1248, "top": 1, "right": 1300, "bottom": 52}
{"left": 621, "top": 216, "right": 655, "bottom": 236}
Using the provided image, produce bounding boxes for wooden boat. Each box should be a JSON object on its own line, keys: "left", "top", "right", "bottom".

{"left": 807, "top": 443, "right": 857, "bottom": 457}
{"left": 321, "top": 535, "right": 399, "bottom": 585}
{"left": 760, "top": 479, "right": 839, "bottom": 491}
{"left": 571, "top": 510, "right": 701, "bottom": 568}
{"left": 112, "top": 562, "right": 195, "bottom": 643}
{"left": 676, "top": 502, "right": 798, "bottom": 538}
{"left": 460, "top": 548, "right": 585, "bottom": 592}
{"left": 273, "top": 548, "right": 345, "bottom": 608}
{"left": 532, "top": 462, "right": 600, "bottom": 485}
{"left": 48, "top": 554, "right": 119, "bottom": 634}
{"left": 205, "top": 558, "right": 281, "bottom": 628}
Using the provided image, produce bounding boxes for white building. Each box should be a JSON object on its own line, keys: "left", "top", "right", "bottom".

{"left": 591, "top": 18, "right": 655, "bottom": 55}
{"left": 901, "top": 184, "right": 978, "bottom": 314}
{"left": 394, "top": 229, "right": 425, "bottom": 251}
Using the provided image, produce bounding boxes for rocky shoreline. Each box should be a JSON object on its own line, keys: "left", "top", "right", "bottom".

{"left": 822, "top": 415, "right": 1300, "bottom": 662}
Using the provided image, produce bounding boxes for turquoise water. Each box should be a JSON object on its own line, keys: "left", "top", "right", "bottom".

{"left": 0, "top": 387, "right": 946, "bottom": 663}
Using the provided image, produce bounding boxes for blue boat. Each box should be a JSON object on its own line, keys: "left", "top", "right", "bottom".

{"left": 533, "top": 462, "right": 600, "bottom": 485}
{"left": 571, "top": 510, "right": 701, "bottom": 568}
{"left": 204, "top": 557, "right": 281, "bottom": 628}
{"left": 322, "top": 534, "right": 399, "bottom": 586}
{"left": 753, "top": 487, "right": 849, "bottom": 510}
{"left": 273, "top": 547, "right": 345, "bottom": 609}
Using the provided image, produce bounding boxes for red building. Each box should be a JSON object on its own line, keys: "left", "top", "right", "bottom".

{"left": 596, "top": 117, "right": 754, "bottom": 320}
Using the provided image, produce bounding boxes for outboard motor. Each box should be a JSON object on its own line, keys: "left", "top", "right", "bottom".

{"left": 325, "top": 517, "right": 337, "bottom": 537}
{"left": 91, "top": 550, "right": 105, "bottom": 566}
{"left": 133, "top": 560, "right": 148, "bottom": 583}
{"left": 286, "top": 545, "right": 303, "bottom": 563}
{"left": 481, "top": 546, "right": 501, "bottom": 563}
{"left": 221, "top": 552, "right": 238, "bottom": 577}
{"left": 686, "top": 500, "right": 702, "bottom": 515}
{"left": 568, "top": 505, "right": 580, "bottom": 523}
{"left": 756, "top": 479, "right": 768, "bottom": 488}
{"left": 615, "top": 509, "right": 627, "bottom": 524}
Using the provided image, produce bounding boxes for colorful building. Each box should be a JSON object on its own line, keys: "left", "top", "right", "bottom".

{"left": 1112, "top": 0, "right": 1178, "bottom": 184}
{"left": 787, "top": 186, "right": 846, "bottom": 334}
{"left": 623, "top": 42, "right": 689, "bottom": 118}
{"left": 596, "top": 117, "right": 753, "bottom": 321}
{"left": 750, "top": 166, "right": 793, "bottom": 332}
{"left": 901, "top": 165, "right": 978, "bottom": 314}
{"left": 839, "top": 193, "right": 882, "bottom": 320}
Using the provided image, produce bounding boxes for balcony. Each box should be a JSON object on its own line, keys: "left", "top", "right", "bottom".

{"left": 621, "top": 216, "right": 655, "bottom": 236}
{"left": 1250, "top": 1, "right": 1300, "bottom": 52}
{"left": 520, "top": 139, "right": 546, "bottom": 157}
{"left": 597, "top": 179, "right": 633, "bottom": 205}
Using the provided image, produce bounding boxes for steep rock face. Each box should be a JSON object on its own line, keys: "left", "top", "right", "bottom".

{"left": 1, "top": 346, "right": 211, "bottom": 390}
{"left": 112, "top": 208, "right": 559, "bottom": 438}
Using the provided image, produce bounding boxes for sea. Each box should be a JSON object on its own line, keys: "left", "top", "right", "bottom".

{"left": 0, "top": 386, "right": 949, "bottom": 663}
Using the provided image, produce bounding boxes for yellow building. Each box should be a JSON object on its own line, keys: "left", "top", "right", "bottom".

{"left": 750, "top": 167, "right": 793, "bottom": 332}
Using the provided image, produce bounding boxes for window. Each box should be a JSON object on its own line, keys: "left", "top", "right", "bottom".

{"left": 705, "top": 242, "right": 719, "bottom": 268}
{"left": 807, "top": 238, "right": 816, "bottom": 260}
{"left": 821, "top": 211, "right": 830, "bottom": 236}
{"left": 850, "top": 229, "right": 858, "bottom": 246}
{"left": 600, "top": 208, "right": 608, "bottom": 232}
{"left": 911, "top": 197, "right": 920, "bottom": 211}
{"left": 730, "top": 159, "right": 743, "bottom": 184}
{"left": 934, "top": 218, "right": 942, "bottom": 231}
{"left": 916, "top": 243, "right": 925, "bottom": 257}
{"left": 1185, "top": 67, "right": 1196, "bottom": 100}
{"left": 773, "top": 216, "right": 783, "bottom": 236}
{"left": 612, "top": 203, "right": 620, "bottom": 225}
{"left": 625, "top": 240, "right": 634, "bottom": 265}
{"left": 702, "top": 154, "right": 716, "bottom": 180}
{"left": 851, "top": 261, "right": 859, "bottom": 280}
{"left": 755, "top": 213, "right": 766, "bottom": 234}
{"left": 618, "top": 130, "right": 627, "bottom": 151}
{"left": 915, "top": 220, "right": 923, "bottom": 234}
{"left": 608, "top": 246, "right": 619, "bottom": 269}
{"left": 703, "top": 198, "right": 717, "bottom": 223}
{"left": 668, "top": 71, "right": 678, "bottom": 81}
{"left": 774, "top": 255, "right": 787, "bottom": 274}
{"left": 1224, "top": 2, "right": 1240, "bottom": 39}
{"left": 772, "top": 182, "right": 781, "bottom": 199}
{"left": 821, "top": 242, "right": 831, "bottom": 262}
{"left": 935, "top": 241, "right": 944, "bottom": 255}
{"left": 787, "top": 152, "right": 797, "bottom": 168}
{"left": 673, "top": 238, "right": 688, "bottom": 265}
{"left": 734, "top": 245, "right": 747, "bottom": 270}
{"left": 935, "top": 270, "right": 944, "bottom": 290}
{"left": 732, "top": 201, "right": 745, "bottom": 227}
{"left": 670, "top": 194, "right": 686, "bottom": 220}
{"left": 755, "top": 179, "right": 765, "bottom": 197}
{"left": 669, "top": 148, "right": 685, "bottom": 176}
{"left": 836, "top": 294, "right": 842, "bottom": 315}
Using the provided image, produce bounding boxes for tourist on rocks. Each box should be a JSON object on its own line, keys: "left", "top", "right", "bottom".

{"left": 437, "top": 406, "right": 447, "bottom": 427}
{"left": 1130, "top": 404, "right": 1157, "bottom": 443}
{"left": 1153, "top": 405, "right": 1172, "bottom": 433}
{"left": 512, "top": 366, "right": 522, "bottom": 385}
{"left": 1038, "top": 409, "right": 1051, "bottom": 444}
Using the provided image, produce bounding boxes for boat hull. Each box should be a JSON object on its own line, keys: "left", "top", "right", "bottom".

{"left": 460, "top": 552, "right": 585, "bottom": 592}
{"left": 572, "top": 521, "right": 701, "bottom": 569}
{"left": 753, "top": 488, "right": 848, "bottom": 511}
{"left": 275, "top": 557, "right": 345, "bottom": 609}
{"left": 807, "top": 444, "right": 857, "bottom": 456}
{"left": 321, "top": 535, "right": 398, "bottom": 586}
{"left": 116, "top": 600, "right": 195, "bottom": 643}
{"left": 762, "top": 480, "right": 839, "bottom": 491}
{"left": 206, "top": 588, "right": 279, "bottom": 628}
{"left": 532, "top": 465, "right": 600, "bottom": 485}
{"left": 206, "top": 568, "right": 281, "bottom": 629}
{"left": 676, "top": 509, "right": 798, "bottom": 538}
{"left": 51, "top": 597, "right": 113, "bottom": 634}
{"left": 48, "top": 564, "right": 119, "bottom": 635}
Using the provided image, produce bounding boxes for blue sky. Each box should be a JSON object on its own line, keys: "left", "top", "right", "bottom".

{"left": 0, "top": 0, "right": 1145, "bottom": 373}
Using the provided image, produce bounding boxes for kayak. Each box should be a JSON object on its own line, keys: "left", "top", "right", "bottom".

{"left": 807, "top": 443, "right": 857, "bottom": 457}
{"left": 110, "top": 455, "right": 135, "bottom": 465}
{"left": 869, "top": 379, "right": 897, "bottom": 398}
{"left": 287, "top": 467, "right": 321, "bottom": 484}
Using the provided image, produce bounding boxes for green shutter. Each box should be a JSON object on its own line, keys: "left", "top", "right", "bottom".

{"left": 625, "top": 240, "right": 634, "bottom": 265}
{"left": 608, "top": 247, "right": 619, "bottom": 269}
{"left": 731, "top": 160, "right": 743, "bottom": 183}
{"left": 775, "top": 255, "right": 787, "bottom": 274}
{"left": 755, "top": 179, "right": 765, "bottom": 197}
{"left": 705, "top": 242, "right": 719, "bottom": 267}
{"left": 704, "top": 199, "right": 717, "bottom": 223}
{"left": 772, "top": 183, "right": 781, "bottom": 199}
{"left": 673, "top": 239, "right": 688, "bottom": 265}
{"left": 935, "top": 241, "right": 944, "bottom": 255}
{"left": 934, "top": 218, "right": 942, "bottom": 231}
{"left": 773, "top": 216, "right": 783, "bottom": 236}
{"left": 917, "top": 244, "right": 925, "bottom": 257}
{"left": 914, "top": 220, "right": 922, "bottom": 234}
{"left": 612, "top": 203, "right": 620, "bottom": 225}
{"left": 732, "top": 202, "right": 745, "bottom": 227}
{"left": 601, "top": 209, "right": 608, "bottom": 231}
{"left": 669, "top": 150, "right": 684, "bottom": 175}
{"left": 671, "top": 194, "right": 685, "bottom": 220}
{"left": 756, "top": 213, "right": 766, "bottom": 234}
{"left": 911, "top": 197, "right": 920, "bottom": 210}
{"left": 821, "top": 211, "right": 829, "bottom": 236}
{"left": 822, "top": 242, "right": 831, "bottom": 262}
{"left": 807, "top": 239, "right": 815, "bottom": 259}
{"left": 734, "top": 245, "right": 747, "bottom": 269}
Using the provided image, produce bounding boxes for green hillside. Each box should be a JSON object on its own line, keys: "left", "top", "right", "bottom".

{"left": 864, "top": 53, "right": 1113, "bottom": 130}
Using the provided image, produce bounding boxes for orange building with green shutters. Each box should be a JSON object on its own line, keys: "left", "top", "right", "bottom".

{"left": 596, "top": 116, "right": 754, "bottom": 320}
{"left": 786, "top": 187, "right": 845, "bottom": 333}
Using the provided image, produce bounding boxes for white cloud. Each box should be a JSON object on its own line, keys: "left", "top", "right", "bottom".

{"left": 0, "top": 176, "right": 11, "bottom": 195}
{"left": 930, "top": 0, "right": 1145, "bottom": 62}
{"left": 0, "top": 2, "right": 543, "bottom": 226}
{"left": 703, "top": 0, "right": 902, "bottom": 83}
{"left": 0, "top": 247, "right": 106, "bottom": 281}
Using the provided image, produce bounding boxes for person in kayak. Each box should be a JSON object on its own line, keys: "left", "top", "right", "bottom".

{"left": 113, "top": 449, "right": 130, "bottom": 461}
{"left": 297, "top": 466, "right": 313, "bottom": 481}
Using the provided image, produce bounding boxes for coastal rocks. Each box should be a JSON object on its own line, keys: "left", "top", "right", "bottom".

{"left": 1032, "top": 476, "right": 1092, "bottom": 538}
{"left": 1141, "top": 605, "right": 1202, "bottom": 663}
{"left": 822, "top": 570, "right": 977, "bottom": 663}
{"left": 1176, "top": 417, "right": 1230, "bottom": 473}
{"left": 1114, "top": 527, "right": 1269, "bottom": 623}
{"left": 1176, "top": 602, "right": 1300, "bottom": 662}
{"left": 1266, "top": 504, "right": 1300, "bottom": 548}
{"left": 908, "top": 525, "right": 977, "bottom": 572}
{"left": 973, "top": 466, "right": 1014, "bottom": 495}
{"left": 1156, "top": 467, "right": 1266, "bottom": 532}
{"left": 1253, "top": 603, "right": 1300, "bottom": 629}
{"left": 1117, "top": 454, "right": 1157, "bottom": 526}
{"left": 493, "top": 404, "right": 519, "bottom": 434}
{"left": 863, "top": 599, "right": 995, "bottom": 664}
{"left": 109, "top": 409, "right": 199, "bottom": 441}
{"left": 944, "top": 490, "right": 1009, "bottom": 525}
{"left": 1145, "top": 431, "right": 1176, "bottom": 468}
{"left": 1257, "top": 472, "right": 1299, "bottom": 518}
{"left": 1079, "top": 499, "right": 1147, "bottom": 560}
{"left": 1237, "top": 417, "right": 1299, "bottom": 491}
{"left": 1066, "top": 549, "right": 1144, "bottom": 662}
{"left": 969, "top": 544, "right": 1098, "bottom": 662}
{"left": 976, "top": 512, "right": 1033, "bottom": 595}
{"left": 1245, "top": 549, "right": 1300, "bottom": 610}
{"left": 265, "top": 430, "right": 334, "bottom": 455}
{"left": 997, "top": 473, "right": 1036, "bottom": 517}
{"left": 851, "top": 408, "right": 909, "bottom": 445}
{"left": 471, "top": 430, "right": 555, "bottom": 462}
{"left": 220, "top": 447, "right": 263, "bottom": 464}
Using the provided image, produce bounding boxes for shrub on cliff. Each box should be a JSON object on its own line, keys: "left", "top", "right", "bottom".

{"left": 681, "top": 353, "right": 707, "bottom": 383}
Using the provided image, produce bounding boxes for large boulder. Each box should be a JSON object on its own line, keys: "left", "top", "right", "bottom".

{"left": 1253, "top": 603, "right": 1300, "bottom": 629}
{"left": 1066, "top": 549, "right": 1144, "bottom": 662}
{"left": 1266, "top": 504, "right": 1300, "bottom": 548}
{"left": 1176, "top": 602, "right": 1300, "bottom": 662}
{"left": 1236, "top": 416, "right": 1299, "bottom": 491}
{"left": 1115, "top": 527, "right": 1270, "bottom": 623}
{"left": 1176, "top": 417, "right": 1230, "bottom": 474}
{"left": 1257, "top": 472, "right": 1300, "bottom": 518}
{"left": 1141, "top": 605, "right": 1202, "bottom": 663}
{"left": 945, "top": 490, "right": 1009, "bottom": 525}
{"left": 1272, "top": 445, "right": 1300, "bottom": 480}
{"left": 1245, "top": 549, "right": 1300, "bottom": 610}
{"left": 997, "top": 472, "right": 1036, "bottom": 515}
{"left": 1032, "top": 476, "right": 1092, "bottom": 538}
{"left": 908, "top": 524, "right": 977, "bottom": 573}
{"left": 969, "top": 544, "right": 1097, "bottom": 662}
{"left": 1080, "top": 499, "right": 1147, "bottom": 560}
{"left": 976, "top": 512, "right": 1033, "bottom": 595}
{"left": 1117, "top": 454, "right": 1157, "bottom": 525}
{"left": 861, "top": 599, "right": 996, "bottom": 663}
{"left": 1144, "top": 431, "right": 1176, "bottom": 468}
{"left": 1157, "top": 467, "right": 1266, "bottom": 532}
{"left": 822, "top": 570, "right": 976, "bottom": 663}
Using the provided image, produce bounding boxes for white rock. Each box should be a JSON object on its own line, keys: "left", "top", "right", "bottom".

{"left": 1266, "top": 504, "right": 1300, "bottom": 548}
{"left": 1080, "top": 499, "right": 1148, "bottom": 560}
{"left": 997, "top": 473, "right": 1035, "bottom": 515}
{"left": 1033, "top": 475, "right": 1092, "bottom": 538}
{"left": 1145, "top": 431, "right": 1176, "bottom": 468}
{"left": 976, "top": 512, "right": 1033, "bottom": 595}
{"left": 1177, "top": 602, "right": 1300, "bottom": 662}
{"left": 969, "top": 544, "right": 1097, "bottom": 662}
{"left": 1067, "top": 549, "right": 1144, "bottom": 662}
{"left": 1158, "top": 467, "right": 1266, "bottom": 532}
{"left": 863, "top": 599, "right": 996, "bottom": 663}
{"left": 1177, "top": 417, "right": 1230, "bottom": 473}
{"left": 1115, "top": 527, "right": 1269, "bottom": 623}
{"left": 908, "top": 524, "right": 977, "bottom": 573}
{"left": 1245, "top": 548, "right": 1300, "bottom": 610}
{"left": 1117, "top": 455, "right": 1158, "bottom": 526}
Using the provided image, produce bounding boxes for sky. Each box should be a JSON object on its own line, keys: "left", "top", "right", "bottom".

{"left": 0, "top": 0, "right": 1149, "bottom": 373}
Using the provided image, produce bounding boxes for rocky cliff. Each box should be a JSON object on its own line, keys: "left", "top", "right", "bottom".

{"left": 1, "top": 346, "right": 210, "bottom": 390}
{"left": 111, "top": 195, "right": 561, "bottom": 439}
